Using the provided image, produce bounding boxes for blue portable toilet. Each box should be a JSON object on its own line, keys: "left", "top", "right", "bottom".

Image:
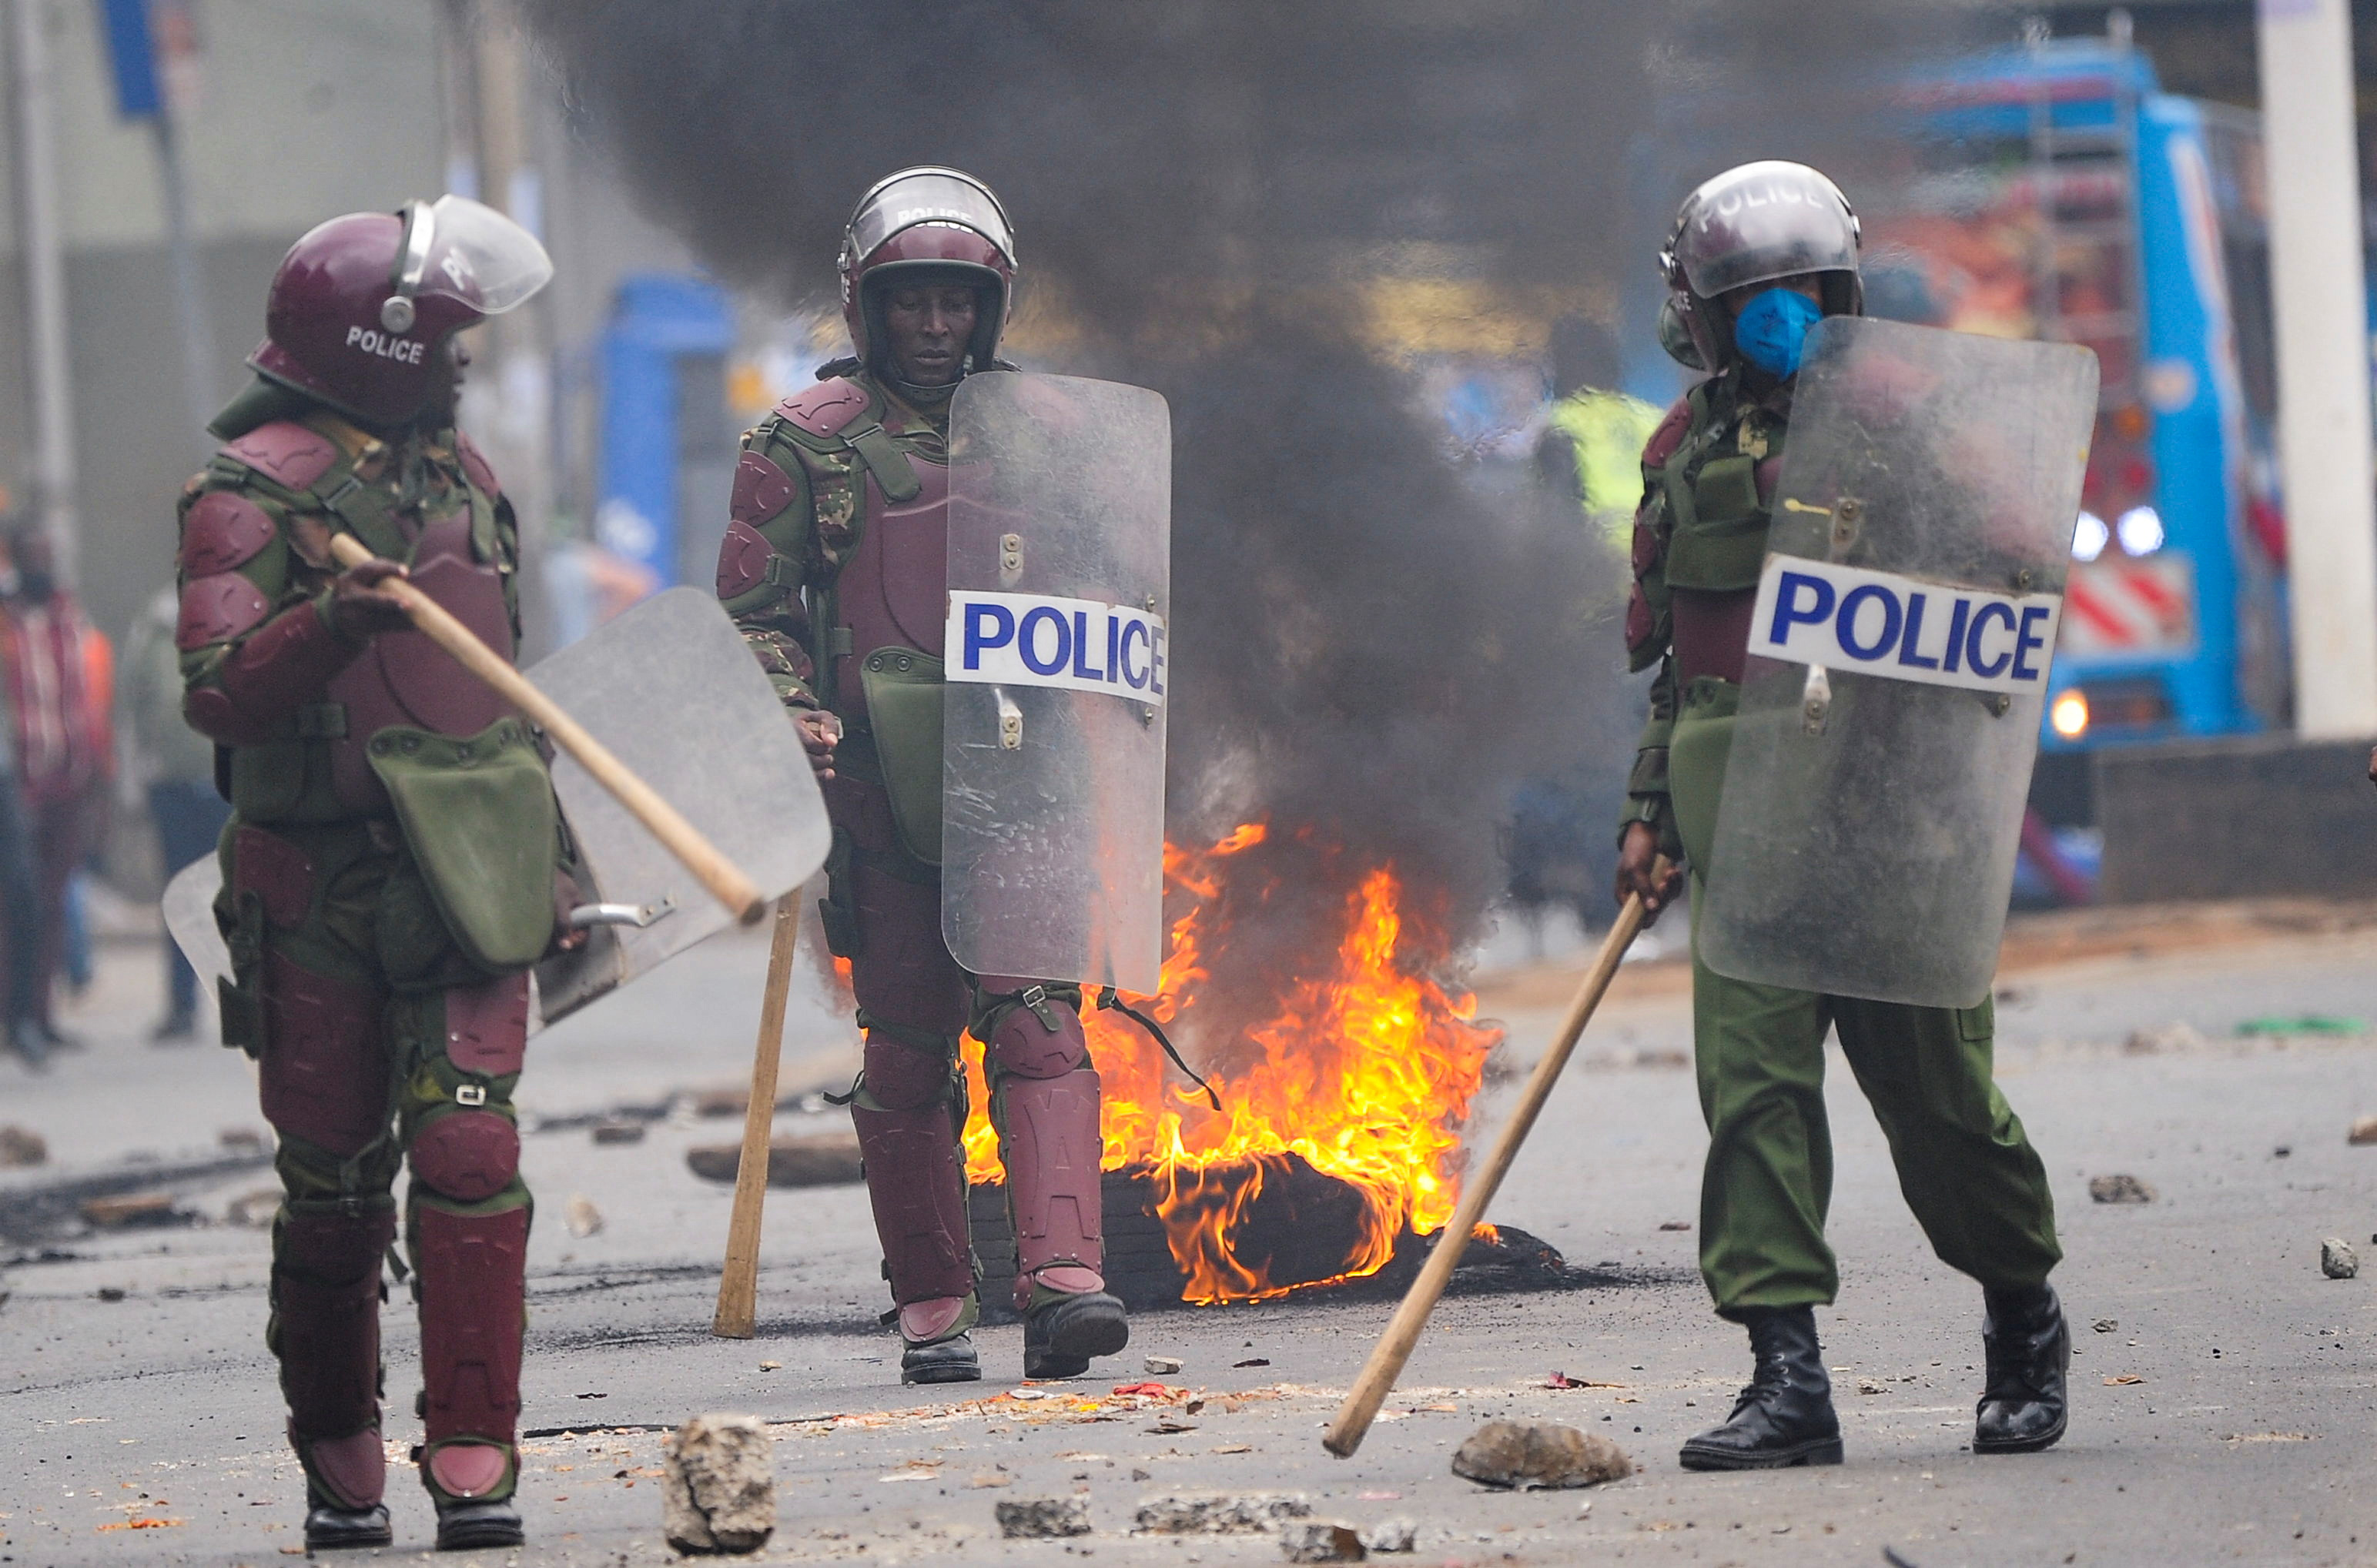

{"left": 596, "top": 274, "right": 736, "bottom": 588}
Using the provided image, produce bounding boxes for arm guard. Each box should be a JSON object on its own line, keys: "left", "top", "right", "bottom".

{"left": 183, "top": 595, "right": 362, "bottom": 745}
{"left": 716, "top": 429, "right": 824, "bottom": 711}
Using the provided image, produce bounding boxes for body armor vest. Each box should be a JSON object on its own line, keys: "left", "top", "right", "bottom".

{"left": 829, "top": 453, "right": 948, "bottom": 723}
{"left": 322, "top": 510, "right": 517, "bottom": 813}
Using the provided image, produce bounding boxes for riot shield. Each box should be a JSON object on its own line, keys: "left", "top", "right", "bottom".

{"left": 163, "top": 589, "right": 830, "bottom": 1027}
{"left": 531, "top": 587, "right": 829, "bottom": 1021}
{"left": 942, "top": 372, "right": 1169, "bottom": 994}
{"left": 1696, "top": 317, "right": 2097, "bottom": 1008}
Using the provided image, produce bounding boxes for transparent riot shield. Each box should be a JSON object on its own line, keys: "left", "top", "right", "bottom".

{"left": 531, "top": 587, "right": 829, "bottom": 1021}
{"left": 1696, "top": 317, "right": 2098, "bottom": 1008}
{"left": 162, "top": 856, "right": 231, "bottom": 1003}
{"left": 942, "top": 372, "right": 1170, "bottom": 993}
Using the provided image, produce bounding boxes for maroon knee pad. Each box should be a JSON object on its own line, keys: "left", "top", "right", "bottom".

{"left": 984, "top": 991, "right": 1090, "bottom": 1081}
{"left": 258, "top": 953, "right": 390, "bottom": 1158}
{"left": 991, "top": 1063, "right": 1107, "bottom": 1309}
{"left": 412, "top": 1204, "right": 528, "bottom": 1459}
{"left": 409, "top": 1111, "right": 521, "bottom": 1204}
{"left": 273, "top": 1205, "right": 396, "bottom": 1505}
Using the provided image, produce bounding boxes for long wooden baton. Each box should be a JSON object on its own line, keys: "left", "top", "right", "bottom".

{"left": 329, "top": 534, "right": 766, "bottom": 924}
{"left": 1322, "top": 866, "right": 1668, "bottom": 1458}
{"left": 712, "top": 894, "right": 802, "bottom": 1338}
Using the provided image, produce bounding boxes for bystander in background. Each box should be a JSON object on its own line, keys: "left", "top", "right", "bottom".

{"left": 119, "top": 582, "right": 226, "bottom": 1040}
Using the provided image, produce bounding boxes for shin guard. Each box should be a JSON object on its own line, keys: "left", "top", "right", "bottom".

{"left": 411, "top": 1203, "right": 528, "bottom": 1500}
{"left": 986, "top": 998, "right": 1106, "bottom": 1311}
{"left": 271, "top": 1204, "right": 396, "bottom": 1509}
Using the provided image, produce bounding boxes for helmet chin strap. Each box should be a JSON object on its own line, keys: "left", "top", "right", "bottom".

{"left": 879, "top": 351, "right": 971, "bottom": 408}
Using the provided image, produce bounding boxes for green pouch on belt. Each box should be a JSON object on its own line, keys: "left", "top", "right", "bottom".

{"left": 365, "top": 717, "right": 555, "bottom": 972}
{"left": 857, "top": 647, "right": 945, "bottom": 868}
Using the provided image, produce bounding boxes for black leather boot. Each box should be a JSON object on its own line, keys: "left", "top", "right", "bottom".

{"left": 303, "top": 1499, "right": 392, "bottom": 1550}
{"left": 1023, "top": 1290, "right": 1129, "bottom": 1379}
{"left": 1678, "top": 1306, "right": 1843, "bottom": 1470}
{"left": 435, "top": 1497, "right": 524, "bottom": 1551}
{"left": 1974, "top": 1282, "right": 2069, "bottom": 1453}
{"left": 902, "top": 1332, "right": 983, "bottom": 1385}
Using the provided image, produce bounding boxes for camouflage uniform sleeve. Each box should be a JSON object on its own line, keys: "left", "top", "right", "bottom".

{"left": 173, "top": 462, "right": 363, "bottom": 747}
{"left": 1616, "top": 396, "right": 1695, "bottom": 853}
{"left": 714, "top": 419, "right": 823, "bottom": 713}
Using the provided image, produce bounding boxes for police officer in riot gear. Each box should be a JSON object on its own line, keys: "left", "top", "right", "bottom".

{"left": 178, "top": 197, "right": 566, "bottom": 1551}
{"left": 718, "top": 169, "right": 1130, "bottom": 1386}
{"left": 1615, "top": 162, "right": 2069, "bottom": 1469}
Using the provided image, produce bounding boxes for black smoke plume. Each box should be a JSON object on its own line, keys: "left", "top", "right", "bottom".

{"left": 520, "top": 1, "right": 1992, "bottom": 1021}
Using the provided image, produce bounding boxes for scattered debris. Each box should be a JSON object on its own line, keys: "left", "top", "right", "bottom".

{"left": 2103, "top": 1375, "right": 2144, "bottom": 1386}
{"left": 2321, "top": 1238, "right": 2359, "bottom": 1279}
{"left": 1144, "top": 1356, "right": 1184, "bottom": 1376}
{"left": 96, "top": 1286, "right": 126, "bottom": 1302}
{"left": 691, "top": 1088, "right": 754, "bottom": 1119}
{"left": 2092, "top": 1319, "right": 2118, "bottom": 1334}
{"left": 2275, "top": 1145, "right": 2292, "bottom": 1158}
{"left": 2224, "top": 1431, "right": 2313, "bottom": 1443}
{"left": 970, "top": 1469, "right": 1013, "bottom": 1489}
{"left": 2087, "top": 1174, "right": 2155, "bottom": 1205}
{"left": 1234, "top": 1356, "right": 1271, "bottom": 1368}
{"left": 996, "top": 1496, "right": 1091, "bottom": 1539}
{"left": 0, "top": 1125, "right": 45, "bottom": 1168}
{"left": 2122, "top": 1023, "right": 2206, "bottom": 1055}
{"left": 1450, "top": 1420, "right": 1631, "bottom": 1490}
{"left": 79, "top": 1193, "right": 182, "bottom": 1230}
{"left": 1362, "top": 1518, "right": 1419, "bottom": 1554}
{"left": 1856, "top": 1379, "right": 1889, "bottom": 1396}
{"left": 1657, "top": 1220, "right": 1692, "bottom": 1232}
{"left": 565, "top": 1195, "right": 604, "bottom": 1239}
{"left": 661, "top": 1413, "right": 775, "bottom": 1555}
{"left": 1545, "top": 1373, "right": 1624, "bottom": 1390}
{"left": 224, "top": 1188, "right": 281, "bottom": 1228}
{"left": 591, "top": 1119, "right": 648, "bottom": 1146}
{"left": 758, "top": 1360, "right": 781, "bottom": 1372}
{"left": 1135, "top": 1493, "right": 1314, "bottom": 1536}
{"left": 1280, "top": 1521, "right": 1366, "bottom": 1562}
{"left": 217, "top": 1127, "right": 266, "bottom": 1154}
{"left": 2350, "top": 1116, "right": 2377, "bottom": 1148}
{"left": 686, "top": 1130, "right": 865, "bottom": 1189}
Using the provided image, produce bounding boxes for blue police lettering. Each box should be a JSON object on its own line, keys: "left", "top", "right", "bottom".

{"left": 963, "top": 600, "right": 1014, "bottom": 670}
{"left": 1770, "top": 570, "right": 1836, "bottom": 644}
{"left": 2012, "top": 604, "right": 2051, "bottom": 681}
{"left": 1019, "top": 606, "right": 1070, "bottom": 675}
{"left": 1940, "top": 597, "right": 1970, "bottom": 675}
{"left": 1835, "top": 583, "right": 1901, "bottom": 660}
{"left": 1897, "top": 591, "right": 1941, "bottom": 670}
{"left": 1150, "top": 626, "right": 1167, "bottom": 697}
{"left": 1120, "top": 620, "right": 1150, "bottom": 688}
{"left": 1070, "top": 610, "right": 1103, "bottom": 680}
{"left": 1965, "top": 601, "right": 2017, "bottom": 679}
{"left": 1105, "top": 613, "right": 1120, "bottom": 682}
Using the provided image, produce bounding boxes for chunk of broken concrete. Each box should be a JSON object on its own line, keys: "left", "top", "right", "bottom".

{"left": 79, "top": 1192, "right": 181, "bottom": 1229}
{"left": 565, "top": 1193, "right": 604, "bottom": 1239}
{"left": 1451, "top": 1419, "right": 1632, "bottom": 1490}
{"left": 996, "top": 1496, "right": 1092, "bottom": 1539}
{"left": 2350, "top": 1116, "right": 2377, "bottom": 1147}
{"left": 2087, "top": 1174, "right": 2155, "bottom": 1205}
{"left": 1280, "top": 1520, "right": 1366, "bottom": 1562}
{"left": 1134, "top": 1493, "right": 1313, "bottom": 1535}
{"left": 0, "top": 1125, "right": 47, "bottom": 1168}
{"left": 685, "top": 1129, "right": 865, "bottom": 1188}
{"left": 661, "top": 1413, "right": 775, "bottom": 1554}
{"left": 1144, "top": 1355, "right": 1184, "bottom": 1375}
{"left": 2322, "top": 1238, "right": 2359, "bottom": 1279}
{"left": 1362, "top": 1518, "right": 1419, "bottom": 1554}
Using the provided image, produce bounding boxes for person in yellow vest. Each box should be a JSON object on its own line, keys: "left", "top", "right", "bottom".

{"left": 1535, "top": 316, "right": 1662, "bottom": 551}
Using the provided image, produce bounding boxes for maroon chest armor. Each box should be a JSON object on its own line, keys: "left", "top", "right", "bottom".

{"left": 831, "top": 445, "right": 948, "bottom": 725}
{"left": 322, "top": 511, "right": 516, "bottom": 811}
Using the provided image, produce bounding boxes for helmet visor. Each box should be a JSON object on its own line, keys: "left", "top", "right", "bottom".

{"left": 848, "top": 169, "right": 1014, "bottom": 266}
{"left": 407, "top": 194, "right": 554, "bottom": 316}
{"left": 1672, "top": 162, "right": 1859, "bottom": 300}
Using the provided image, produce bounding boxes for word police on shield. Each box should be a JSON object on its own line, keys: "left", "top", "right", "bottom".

{"left": 948, "top": 588, "right": 1167, "bottom": 707}
{"left": 1746, "top": 556, "right": 2060, "bottom": 697}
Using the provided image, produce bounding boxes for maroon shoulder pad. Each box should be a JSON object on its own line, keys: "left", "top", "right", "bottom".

{"left": 1625, "top": 586, "right": 1656, "bottom": 654}
{"left": 1640, "top": 396, "right": 1695, "bottom": 470}
{"left": 222, "top": 421, "right": 340, "bottom": 491}
{"left": 176, "top": 573, "right": 273, "bottom": 651}
{"left": 774, "top": 377, "right": 870, "bottom": 438}
{"left": 715, "top": 519, "right": 780, "bottom": 600}
{"left": 729, "top": 451, "right": 797, "bottom": 527}
{"left": 180, "top": 490, "right": 279, "bottom": 576}
{"left": 455, "top": 432, "right": 501, "bottom": 499}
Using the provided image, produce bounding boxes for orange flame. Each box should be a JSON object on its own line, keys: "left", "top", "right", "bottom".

{"left": 959, "top": 822, "right": 1499, "bottom": 1303}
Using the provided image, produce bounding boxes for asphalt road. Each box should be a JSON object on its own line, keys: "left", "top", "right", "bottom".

{"left": 4, "top": 906, "right": 2376, "bottom": 1566}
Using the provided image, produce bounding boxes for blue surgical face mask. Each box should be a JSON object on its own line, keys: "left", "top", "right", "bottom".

{"left": 1732, "top": 287, "right": 1825, "bottom": 379}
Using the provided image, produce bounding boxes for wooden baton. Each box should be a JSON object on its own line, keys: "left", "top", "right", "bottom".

{"left": 328, "top": 533, "right": 767, "bottom": 923}
{"left": 712, "top": 894, "right": 802, "bottom": 1338}
{"left": 1321, "top": 865, "right": 1668, "bottom": 1457}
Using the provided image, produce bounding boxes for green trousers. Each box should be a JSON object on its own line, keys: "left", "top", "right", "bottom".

{"left": 1668, "top": 678, "right": 2061, "bottom": 1316}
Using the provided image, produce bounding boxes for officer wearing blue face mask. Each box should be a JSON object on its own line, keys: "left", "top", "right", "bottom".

{"left": 1613, "top": 161, "right": 2068, "bottom": 1477}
